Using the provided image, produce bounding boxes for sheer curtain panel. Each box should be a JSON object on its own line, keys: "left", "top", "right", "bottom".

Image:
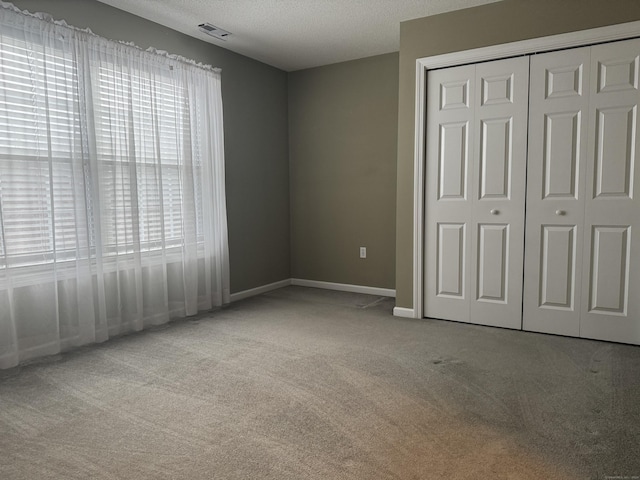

{"left": 0, "top": 3, "right": 229, "bottom": 369}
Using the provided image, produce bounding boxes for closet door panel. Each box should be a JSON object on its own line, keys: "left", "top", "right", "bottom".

{"left": 424, "top": 65, "right": 475, "bottom": 322}
{"left": 469, "top": 57, "right": 529, "bottom": 329}
{"left": 424, "top": 57, "right": 528, "bottom": 329}
{"left": 523, "top": 48, "right": 591, "bottom": 337}
{"left": 580, "top": 38, "right": 640, "bottom": 344}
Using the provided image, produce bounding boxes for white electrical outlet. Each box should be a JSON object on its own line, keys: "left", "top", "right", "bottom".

{"left": 359, "top": 247, "right": 367, "bottom": 259}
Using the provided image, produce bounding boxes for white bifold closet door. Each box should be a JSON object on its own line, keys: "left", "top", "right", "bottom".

{"left": 524, "top": 38, "right": 640, "bottom": 344}
{"left": 522, "top": 47, "right": 591, "bottom": 337}
{"left": 424, "top": 56, "right": 529, "bottom": 329}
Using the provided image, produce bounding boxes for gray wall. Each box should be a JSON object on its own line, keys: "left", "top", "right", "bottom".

{"left": 289, "top": 53, "right": 398, "bottom": 289}
{"left": 395, "top": 0, "right": 640, "bottom": 308}
{"left": 11, "top": 0, "right": 291, "bottom": 294}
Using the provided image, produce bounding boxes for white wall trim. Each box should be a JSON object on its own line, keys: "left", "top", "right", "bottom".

{"left": 393, "top": 307, "right": 415, "bottom": 319}
{"left": 231, "top": 278, "right": 397, "bottom": 302}
{"left": 230, "top": 279, "right": 292, "bottom": 302}
{"left": 412, "top": 20, "right": 640, "bottom": 321}
{"left": 291, "top": 278, "right": 396, "bottom": 297}
{"left": 417, "top": 21, "right": 640, "bottom": 71}
{"left": 412, "top": 59, "right": 427, "bottom": 320}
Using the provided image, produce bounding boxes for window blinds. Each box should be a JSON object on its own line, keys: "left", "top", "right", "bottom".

{"left": 92, "top": 63, "right": 202, "bottom": 255}
{"left": 0, "top": 30, "right": 206, "bottom": 266}
{"left": 0, "top": 31, "right": 84, "bottom": 267}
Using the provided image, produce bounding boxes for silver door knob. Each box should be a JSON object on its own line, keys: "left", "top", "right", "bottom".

{"left": 490, "top": 209, "right": 499, "bottom": 215}
{"left": 555, "top": 210, "right": 566, "bottom": 216}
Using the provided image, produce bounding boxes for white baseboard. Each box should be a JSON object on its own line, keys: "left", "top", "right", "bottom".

{"left": 231, "top": 278, "right": 397, "bottom": 303}
{"left": 291, "top": 278, "right": 395, "bottom": 297}
{"left": 230, "top": 279, "right": 292, "bottom": 302}
{"left": 393, "top": 307, "right": 417, "bottom": 319}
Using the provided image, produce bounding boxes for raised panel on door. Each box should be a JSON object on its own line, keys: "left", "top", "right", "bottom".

{"left": 469, "top": 56, "right": 529, "bottom": 329}
{"left": 539, "top": 225, "right": 577, "bottom": 308}
{"left": 588, "top": 226, "right": 630, "bottom": 314}
{"left": 476, "top": 223, "right": 508, "bottom": 302}
{"left": 580, "top": 38, "right": 640, "bottom": 344}
{"left": 436, "top": 223, "right": 465, "bottom": 298}
{"left": 523, "top": 47, "right": 590, "bottom": 337}
{"left": 424, "top": 65, "right": 475, "bottom": 322}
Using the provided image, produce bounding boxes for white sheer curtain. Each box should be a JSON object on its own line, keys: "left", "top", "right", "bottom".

{"left": 0, "top": 3, "right": 229, "bottom": 369}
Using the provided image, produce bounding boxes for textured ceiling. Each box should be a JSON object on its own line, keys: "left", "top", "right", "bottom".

{"left": 95, "top": 0, "right": 503, "bottom": 71}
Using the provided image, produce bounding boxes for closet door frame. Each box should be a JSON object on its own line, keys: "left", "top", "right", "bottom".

{"left": 397, "top": 20, "right": 640, "bottom": 320}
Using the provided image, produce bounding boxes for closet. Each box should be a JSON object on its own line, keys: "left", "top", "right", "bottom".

{"left": 423, "top": 37, "right": 640, "bottom": 345}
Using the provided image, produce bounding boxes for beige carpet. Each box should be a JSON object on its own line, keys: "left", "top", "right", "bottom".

{"left": 1, "top": 286, "right": 639, "bottom": 479}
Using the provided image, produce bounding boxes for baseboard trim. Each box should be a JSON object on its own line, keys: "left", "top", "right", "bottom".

{"left": 231, "top": 278, "right": 397, "bottom": 302}
{"left": 393, "top": 307, "right": 417, "bottom": 319}
{"left": 291, "top": 279, "right": 396, "bottom": 297}
{"left": 230, "top": 279, "right": 292, "bottom": 302}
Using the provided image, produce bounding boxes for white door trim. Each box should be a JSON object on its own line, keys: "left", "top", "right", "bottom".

{"left": 412, "top": 20, "right": 640, "bottom": 319}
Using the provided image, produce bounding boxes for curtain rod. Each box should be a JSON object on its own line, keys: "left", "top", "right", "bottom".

{"left": 0, "top": 1, "right": 222, "bottom": 74}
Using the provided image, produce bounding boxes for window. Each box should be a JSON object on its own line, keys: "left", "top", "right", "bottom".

{"left": 92, "top": 63, "right": 203, "bottom": 256}
{"left": 0, "top": 34, "right": 84, "bottom": 267}
{"left": 0, "top": 32, "right": 207, "bottom": 267}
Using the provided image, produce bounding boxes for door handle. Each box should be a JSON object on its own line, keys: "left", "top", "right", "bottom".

{"left": 555, "top": 210, "right": 566, "bottom": 216}
{"left": 490, "top": 209, "right": 499, "bottom": 215}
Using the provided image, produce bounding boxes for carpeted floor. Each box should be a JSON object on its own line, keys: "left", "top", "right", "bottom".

{"left": 0, "top": 286, "right": 639, "bottom": 479}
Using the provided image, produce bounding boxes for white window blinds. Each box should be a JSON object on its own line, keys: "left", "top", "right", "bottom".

{"left": 0, "top": 30, "right": 86, "bottom": 267}
{"left": 92, "top": 62, "right": 201, "bottom": 255}
{"left": 0, "top": 29, "right": 207, "bottom": 265}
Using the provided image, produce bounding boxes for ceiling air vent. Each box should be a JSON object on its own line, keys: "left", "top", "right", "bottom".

{"left": 198, "top": 23, "right": 231, "bottom": 41}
